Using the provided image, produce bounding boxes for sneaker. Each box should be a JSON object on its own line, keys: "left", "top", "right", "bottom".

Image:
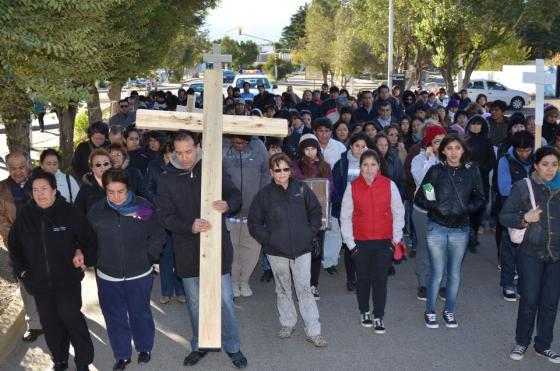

{"left": 239, "top": 282, "right": 253, "bottom": 297}
{"left": 176, "top": 295, "right": 187, "bottom": 303}
{"left": 112, "top": 359, "right": 131, "bottom": 371}
{"left": 325, "top": 266, "right": 338, "bottom": 275}
{"left": 509, "top": 344, "right": 527, "bottom": 361}
{"left": 503, "top": 289, "right": 517, "bottom": 302}
{"left": 361, "top": 312, "right": 373, "bottom": 328}
{"left": 497, "top": 264, "right": 502, "bottom": 271}
{"left": 416, "top": 287, "right": 427, "bottom": 301}
{"left": 277, "top": 326, "right": 295, "bottom": 338}
{"left": 137, "top": 352, "right": 151, "bottom": 364}
{"left": 442, "top": 310, "right": 458, "bottom": 328}
{"left": 227, "top": 351, "right": 248, "bottom": 369}
{"left": 260, "top": 269, "right": 273, "bottom": 282}
{"left": 183, "top": 351, "right": 207, "bottom": 366}
{"left": 306, "top": 335, "right": 328, "bottom": 347}
{"left": 52, "top": 362, "right": 68, "bottom": 371}
{"left": 311, "top": 286, "right": 320, "bottom": 300}
{"left": 536, "top": 349, "right": 560, "bottom": 364}
{"left": 424, "top": 311, "right": 439, "bottom": 329}
{"left": 438, "top": 287, "right": 446, "bottom": 301}
{"left": 514, "top": 273, "right": 519, "bottom": 281}
{"left": 232, "top": 283, "right": 241, "bottom": 298}
{"left": 373, "top": 318, "right": 385, "bottom": 334}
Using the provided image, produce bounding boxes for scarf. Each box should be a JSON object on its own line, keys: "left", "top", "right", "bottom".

{"left": 107, "top": 192, "right": 154, "bottom": 221}
{"left": 545, "top": 172, "right": 560, "bottom": 191}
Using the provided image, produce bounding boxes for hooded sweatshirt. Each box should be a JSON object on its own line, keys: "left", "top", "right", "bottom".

{"left": 465, "top": 115, "right": 496, "bottom": 196}
{"left": 497, "top": 146, "right": 533, "bottom": 197}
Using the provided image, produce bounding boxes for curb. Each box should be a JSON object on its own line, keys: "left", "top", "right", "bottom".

{"left": 0, "top": 294, "right": 24, "bottom": 362}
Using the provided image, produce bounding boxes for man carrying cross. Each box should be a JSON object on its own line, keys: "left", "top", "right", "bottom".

{"left": 155, "top": 130, "right": 247, "bottom": 368}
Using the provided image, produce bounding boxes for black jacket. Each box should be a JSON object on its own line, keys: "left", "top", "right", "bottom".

{"left": 295, "top": 101, "right": 321, "bottom": 120}
{"left": 500, "top": 173, "right": 560, "bottom": 262}
{"left": 8, "top": 196, "right": 96, "bottom": 294}
{"left": 144, "top": 156, "right": 166, "bottom": 203}
{"left": 381, "top": 153, "right": 407, "bottom": 200}
{"left": 414, "top": 162, "right": 486, "bottom": 228}
{"left": 248, "top": 178, "right": 322, "bottom": 259}
{"left": 283, "top": 127, "right": 314, "bottom": 160}
{"left": 351, "top": 106, "right": 376, "bottom": 125}
{"left": 128, "top": 149, "right": 150, "bottom": 175}
{"left": 87, "top": 194, "right": 164, "bottom": 279}
{"left": 156, "top": 157, "right": 242, "bottom": 278}
{"left": 74, "top": 173, "right": 105, "bottom": 215}
{"left": 465, "top": 115, "right": 496, "bottom": 198}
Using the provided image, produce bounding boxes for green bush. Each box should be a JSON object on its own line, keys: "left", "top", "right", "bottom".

{"left": 74, "top": 110, "right": 89, "bottom": 147}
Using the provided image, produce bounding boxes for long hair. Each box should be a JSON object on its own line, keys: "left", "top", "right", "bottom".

{"left": 296, "top": 143, "right": 331, "bottom": 178}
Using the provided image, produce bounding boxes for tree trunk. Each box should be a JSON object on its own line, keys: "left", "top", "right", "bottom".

{"left": 55, "top": 104, "right": 77, "bottom": 172}
{"left": 107, "top": 81, "right": 122, "bottom": 102}
{"left": 321, "top": 64, "right": 329, "bottom": 84}
{"left": 461, "top": 50, "right": 481, "bottom": 90}
{"left": 0, "top": 82, "right": 33, "bottom": 153}
{"left": 440, "top": 67, "right": 455, "bottom": 95}
{"left": 87, "top": 83, "right": 103, "bottom": 125}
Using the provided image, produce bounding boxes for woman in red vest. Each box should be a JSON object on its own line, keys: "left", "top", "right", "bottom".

{"left": 340, "top": 150, "right": 405, "bottom": 334}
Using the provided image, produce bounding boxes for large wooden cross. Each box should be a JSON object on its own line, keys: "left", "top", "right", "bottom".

{"left": 136, "top": 44, "right": 287, "bottom": 349}
{"left": 523, "top": 59, "right": 556, "bottom": 149}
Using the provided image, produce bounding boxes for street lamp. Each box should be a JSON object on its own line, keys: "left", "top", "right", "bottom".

{"left": 387, "top": 0, "right": 394, "bottom": 87}
{"left": 235, "top": 26, "right": 278, "bottom": 81}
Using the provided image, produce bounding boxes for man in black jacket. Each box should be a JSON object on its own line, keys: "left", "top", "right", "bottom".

{"left": 155, "top": 130, "right": 247, "bottom": 369}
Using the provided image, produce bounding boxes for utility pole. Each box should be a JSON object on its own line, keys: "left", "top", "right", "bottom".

{"left": 237, "top": 27, "right": 278, "bottom": 81}
{"left": 388, "top": 0, "right": 394, "bottom": 87}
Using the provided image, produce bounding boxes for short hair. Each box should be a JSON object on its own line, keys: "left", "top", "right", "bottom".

{"left": 349, "top": 132, "right": 369, "bottom": 147}
{"left": 490, "top": 100, "right": 508, "bottom": 112}
{"left": 102, "top": 168, "right": 129, "bottom": 189}
{"left": 30, "top": 170, "right": 57, "bottom": 190}
{"left": 329, "top": 86, "right": 339, "bottom": 94}
{"left": 510, "top": 130, "right": 534, "bottom": 149}
{"left": 172, "top": 130, "right": 199, "bottom": 146}
{"left": 359, "top": 149, "right": 381, "bottom": 166}
{"left": 109, "top": 125, "right": 124, "bottom": 136}
{"left": 108, "top": 143, "right": 129, "bottom": 160}
{"left": 123, "top": 126, "right": 140, "bottom": 139}
{"left": 312, "top": 117, "right": 332, "bottom": 131}
{"left": 269, "top": 152, "right": 291, "bottom": 170}
{"left": 378, "top": 101, "right": 391, "bottom": 109}
{"left": 87, "top": 121, "right": 109, "bottom": 138}
{"left": 242, "top": 82, "right": 250, "bottom": 88}
{"left": 119, "top": 98, "right": 128, "bottom": 104}
{"left": 266, "top": 137, "right": 283, "bottom": 150}
{"left": 534, "top": 146, "right": 560, "bottom": 165}
{"left": 378, "top": 85, "right": 390, "bottom": 93}
{"left": 339, "top": 106, "right": 352, "bottom": 116}
{"left": 88, "top": 148, "right": 111, "bottom": 166}
{"left": 40, "top": 148, "right": 61, "bottom": 164}
{"left": 438, "top": 134, "right": 471, "bottom": 164}
{"left": 5, "top": 151, "right": 31, "bottom": 165}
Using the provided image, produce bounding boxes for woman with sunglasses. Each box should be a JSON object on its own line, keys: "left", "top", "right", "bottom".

{"left": 248, "top": 153, "right": 327, "bottom": 347}
{"left": 74, "top": 149, "right": 112, "bottom": 215}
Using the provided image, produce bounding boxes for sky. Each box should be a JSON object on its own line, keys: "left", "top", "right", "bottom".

{"left": 204, "top": 0, "right": 308, "bottom": 44}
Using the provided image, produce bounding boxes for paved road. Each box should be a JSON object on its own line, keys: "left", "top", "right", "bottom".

{"left": 2, "top": 232, "right": 559, "bottom": 371}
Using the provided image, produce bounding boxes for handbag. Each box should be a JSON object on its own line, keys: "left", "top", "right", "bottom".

{"left": 508, "top": 178, "right": 536, "bottom": 244}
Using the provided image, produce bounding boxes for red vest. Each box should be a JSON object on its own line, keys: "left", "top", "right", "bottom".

{"left": 351, "top": 174, "right": 393, "bottom": 241}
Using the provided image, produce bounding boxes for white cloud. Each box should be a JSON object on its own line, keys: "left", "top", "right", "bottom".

{"left": 204, "top": 0, "right": 308, "bottom": 44}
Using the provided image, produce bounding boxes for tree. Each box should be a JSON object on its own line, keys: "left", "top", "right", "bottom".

{"left": 263, "top": 55, "right": 295, "bottom": 81}
{"left": 215, "top": 37, "right": 259, "bottom": 70}
{"left": 303, "top": 0, "right": 340, "bottom": 83}
{"left": 279, "top": 4, "right": 309, "bottom": 51}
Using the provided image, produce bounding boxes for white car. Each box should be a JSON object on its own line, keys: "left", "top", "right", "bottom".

{"left": 466, "top": 79, "right": 531, "bottom": 110}
{"left": 231, "top": 74, "right": 277, "bottom": 96}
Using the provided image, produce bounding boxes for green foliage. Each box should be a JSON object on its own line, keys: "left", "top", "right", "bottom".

{"left": 478, "top": 33, "right": 531, "bottom": 70}
{"left": 263, "top": 56, "right": 295, "bottom": 81}
{"left": 279, "top": 4, "right": 309, "bottom": 51}
{"left": 214, "top": 37, "right": 260, "bottom": 70}
{"left": 74, "top": 110, "right": 89, "bottom": 146}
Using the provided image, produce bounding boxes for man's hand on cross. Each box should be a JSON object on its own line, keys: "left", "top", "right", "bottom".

{"left": 191, "top": 201, "right": 229, "bottom": 234}
{"left": 212, "top": 200, "right": 229, "bottom": 214}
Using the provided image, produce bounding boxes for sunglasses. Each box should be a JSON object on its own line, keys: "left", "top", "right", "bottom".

{"left": 273, "top": 168, "right": 290, "bottom": 173}
{"left": 94, "top": 162, "right": 111, "bottom": 168}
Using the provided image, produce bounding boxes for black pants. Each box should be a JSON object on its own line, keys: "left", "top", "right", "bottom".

{"left": 34, "top": 284, "right": 94, "bottom": 367}
{"left": 343, "top": 244, "right": 356, "bottom": 283}
{"left": 310, "top": 230, "right": 325, "bottom": 287}
{"left": 354, "top": 240, "right": 393, "bottom": 318}
{"left": 38, "top": 112, "right": 46, "bottom": 131}
{"left": 516, "top": 251, "right": 560, "bottom": 351}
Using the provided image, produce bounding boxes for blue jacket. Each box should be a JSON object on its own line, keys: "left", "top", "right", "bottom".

{"left": 144, "top": 155, "right": 166, "bottom": 203}
{"left": 497, "top": 146, "right": 533, "bottom": 197}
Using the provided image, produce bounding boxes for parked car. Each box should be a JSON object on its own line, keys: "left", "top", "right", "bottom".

{"left": 180, "top": 80, "right": 204, "bottom": 105}
{"left": 232, "top": 74, "right": 277, "bottom": 96}
{"left": 466, "top": 79, "right": 531, "bottom": 110}
{"left": 223, "top": 70, "right": 236, "bottom": 84}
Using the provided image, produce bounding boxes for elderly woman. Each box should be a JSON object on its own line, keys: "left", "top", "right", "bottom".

{"left": 501, "top": 146, "right": 560, "bottom": 363}
{"left": 248, "top": 153, "right": 327, "bottom": 347}
{"left": 39, "top": 148, "right": 80, "bottom": 203}
{"left": 74, "top": 148, "right": 112, "bottom": 215}
{"left": 108, "top": 144, "right": 144, "bottom": 196}
{"left": 87, "top": 168, "right": 165, "bottom": 370}
{"left": 8, "top": 171, "right": 96, "bottom": 371}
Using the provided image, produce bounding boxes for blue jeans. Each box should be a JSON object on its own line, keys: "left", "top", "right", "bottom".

{"left": 426, "top": 219, "right": 469, "bottom": 312}
{"left": 261, "top": 248, "right": 271, "bottom": 271}
{"left": 182, "top": 274, "right": 241, "bottom": 353}
{"left": 159, "top": 234, "right": 185, "bottom": 297}
{"left": 516, "top": 251, "right": 560, "bottom": 351}
{"left": 500, "top": 230, "right": 518, "bottom": 291}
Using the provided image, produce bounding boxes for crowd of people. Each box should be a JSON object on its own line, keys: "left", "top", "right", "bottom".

{"left": 2, "top": 81, "right": 560, "bottom": 370}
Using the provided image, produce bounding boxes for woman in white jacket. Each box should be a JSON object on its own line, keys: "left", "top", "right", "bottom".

{"left": 40, "top": 149, "right": 80, "bottom": 203}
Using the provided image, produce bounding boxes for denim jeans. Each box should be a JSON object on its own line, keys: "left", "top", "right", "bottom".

{"left": 182, "top": 274, "right": 241, "bottom": 353}
{"left": 500, "top": 230, "right": 518, "bottom": 291}
{"left": 159, "top": 234, "right": 185, "bottom": 297}
{"left": 425, "top": 219, "right": 469, "bottom": 312}
{"left": 413, "top": 209, "right": 446, "bottom": 288}
{"left": 322, "top": 217, "right": 342, "bottom": 269}
{"left": 515, "top": 251, "right": 560, "bottom": 351}
{"left": 261, "top": 249, "right": 271, "bottom": 271}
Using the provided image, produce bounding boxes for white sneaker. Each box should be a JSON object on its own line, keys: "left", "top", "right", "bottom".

{"left": 536, "top": 349, "right": 560, "bottom": 363}
{"left": 239, "top": 282, "right": 253, "bottom": 297}
{"left": 232, "top": 282, "right": 241, "bottom": 298}
{"left": 509, "top": 344, "right": 527, "bottom": 361}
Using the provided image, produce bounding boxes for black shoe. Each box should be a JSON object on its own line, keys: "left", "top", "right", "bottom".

{"left": 260, "top": 269, "right": 273, "bottom": 282}
{"left": 138, "top": 351, "right": 151, "bottom": 363}
{"left": 183, "top": 351, "right": 207, "bottom": 366}
{"left": 346, "top": 281, "right": 355, "bottom": 292}
{"left": 387, "top": 266, "right": 396, "bottom": 276}
{"left": 52, "top": 361, "right": 68, "bottom": 371}
{"left": 416, "top": 286, "right": 427, "bottom": 301}
{"left": 22, "top": 329, "right": 44, "bottom": 342}
{"left": 112, "top": 359, "right": 131, "bottom": 370}
{"left": 373, "top": 318, "right": 386, "bottom": 335}
{"left": 227, "top": 351, "right": 248, "bottom": 369}
{"left": 360, "top": 312, "right": 373, "bottom": 328}
{"left": 325, "top": 266, "right": 338, "bottom": 275}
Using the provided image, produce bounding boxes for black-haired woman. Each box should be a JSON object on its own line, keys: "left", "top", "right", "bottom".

{"left": 124, "top": 127, "right": 150, "bottom": 175}
{"left": 8, "top": 171, "right": 96, "bottom": 371}
{"left": 501, "top": 147, "right": 560, "bottom": 363}
{"left": 72, "top": 121, "right": 109, "bottom": 182}
{"left": 108, "top": 144, "right": 145, "bottom": 196}
{"left": 39, "top": 148, "right": 80, "bottom": 203}
{"left": 87, "top": 169, "right": 165, "bottom": 370}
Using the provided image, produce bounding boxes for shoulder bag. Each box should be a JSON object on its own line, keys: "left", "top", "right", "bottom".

{"left": 508, "top": 178, "right": 536, "bottom": 244}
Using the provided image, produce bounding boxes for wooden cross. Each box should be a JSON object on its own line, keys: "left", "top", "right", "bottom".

{"left": 136, "top": 45, "right": 287, "bottom": 349}
{"left": 523, "top": 59, "right": 556, "bottom": 149}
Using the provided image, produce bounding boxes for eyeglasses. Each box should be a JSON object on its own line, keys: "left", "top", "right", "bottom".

{"left": 94, "top": 162, "right": 111, "bottom": 168}
{"left": 273, "top": 168, "right": 290, "bottom": 173}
